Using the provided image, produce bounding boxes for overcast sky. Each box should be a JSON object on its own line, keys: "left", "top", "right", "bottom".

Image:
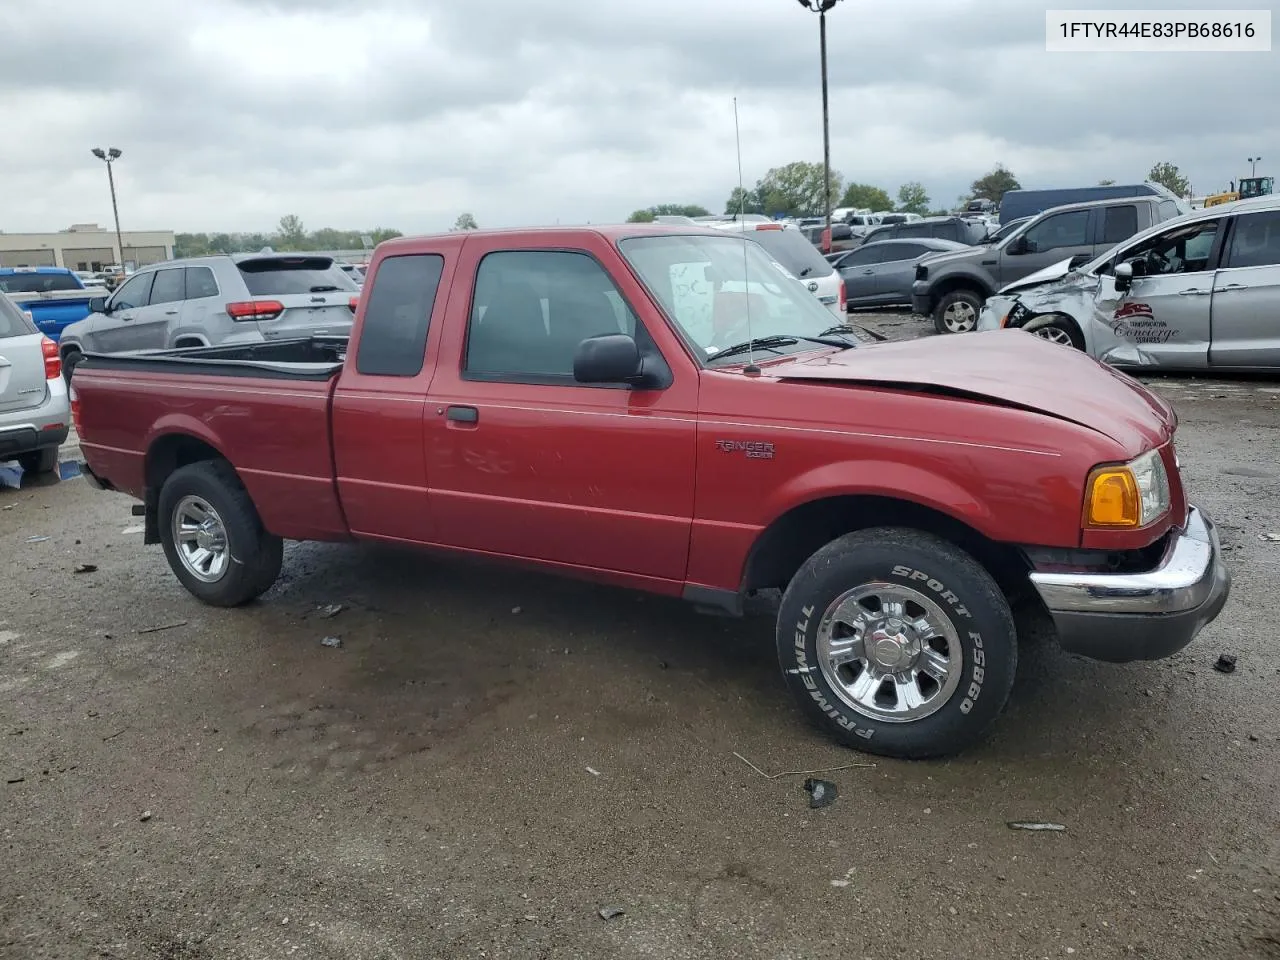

{"left": 2, "top": 0, "right": 1275, "bottom": 234}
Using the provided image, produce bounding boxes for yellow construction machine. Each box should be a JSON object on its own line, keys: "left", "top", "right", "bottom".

{"left": 1203, "top": 176, "right": 1274, "bottom": 207}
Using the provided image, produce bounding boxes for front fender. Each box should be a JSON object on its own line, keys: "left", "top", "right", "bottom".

{"left": 764, "top": 458, "right": 997, "bottom": 537}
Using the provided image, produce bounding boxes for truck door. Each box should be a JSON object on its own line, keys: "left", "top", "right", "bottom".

{"left": 331, "top": 249, "right": 455, "bottom": 544}
{"left": 424, "top": 235, "right": 698, "bottom": 582}
{"left": 1000, "top": 208, "right": 1095, "bottom": 285}
{"left": 1209, "top": 209, "right": 1280, "bottom": 368}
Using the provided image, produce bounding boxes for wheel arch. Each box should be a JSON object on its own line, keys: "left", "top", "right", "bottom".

{"left": 741, "top": 493, "right": 1031, "bottom": 603}
{"left": 142, "top": 431, "right": 235, "bottom": 544}
{"left": 930, "top": 273, "right": 994, "bottom": 307}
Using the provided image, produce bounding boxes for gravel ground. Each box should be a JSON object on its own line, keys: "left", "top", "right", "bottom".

{"left": 2, "top": 324, "right": 1278, "bottom": 959}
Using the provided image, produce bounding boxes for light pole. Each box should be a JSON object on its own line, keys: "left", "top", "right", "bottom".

{"left": 1248, "top": 156, "right": 1261, "bottom": 178}
{"left": 797, "top": 0, "right": 843, "bottom": 248}
{"left": 90, "top": 147, "right": 125, "bottom": 270}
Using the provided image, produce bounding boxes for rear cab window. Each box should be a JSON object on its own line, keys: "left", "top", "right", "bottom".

{"left": 1102, "top": 205, "right": 1139, "bottom": 244}
{"left": 237, "top": 257, "right": 359, "bottom": 296}
{"left": 354, "top": 255, "right": 446, "bottom": 377}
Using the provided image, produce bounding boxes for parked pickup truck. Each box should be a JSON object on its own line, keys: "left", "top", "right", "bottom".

{"left": 71, "top": 224, "right": 1231, "bottom": 760}
{"left": 0, "top": 267, "right": 99, "bottom": 342}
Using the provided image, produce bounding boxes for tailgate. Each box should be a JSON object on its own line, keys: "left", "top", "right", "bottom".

{"left": 0, "top": 321, "right": 49, "bottom": 414}
{"left": 10, "top": 293, "right": 94, "bottom": 341}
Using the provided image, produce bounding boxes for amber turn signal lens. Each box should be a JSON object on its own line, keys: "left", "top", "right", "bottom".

{"left": 1084, "top": 467, "right": 1140, "bottom": 527}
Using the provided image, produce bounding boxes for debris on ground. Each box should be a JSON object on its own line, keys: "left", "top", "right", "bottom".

{"left": 318, "top": 603, "right": 344, "bottom": 619}
{"left": 733, "top": 751, "right": 874, "bottom": 780}
{"left": 136, "top": 621, "right": 188, "bottom": 635}
{"left": 804, "top": 777, "right": 838, "bottom": 809}
{"left": 320, "top": 636, "right": 342, "bottom": 648}
{"left": 6, "top": 777, "right": 24, "bottom": 785}
{"left": 1, "top": 504, "right": 12, "bottom": 511}
{"left": 1214, "top": 654, "right": 1238, "bottom": 674}
{"left": 139, "top": 810, "right": 152, "bottom": 822}
{"left": 1258, "top": 532, "right": 1280, "bottom": 542}
{"left": 24, "top": 536, "right": 49, "bottom": 543}
{"left": 598, "top": 905, "right": 625, "bottom": 920}
{"left": 511, "top": 606, "right": 522, "bottom": 614}
{"left": 585, "top": 766, "right": 601, "bottom": 777}
{"left": 73, "top": 564, "right": 97, "bottom": 574}
{"left": 1007, "top": 821, "right": 1067, "bottom": 832}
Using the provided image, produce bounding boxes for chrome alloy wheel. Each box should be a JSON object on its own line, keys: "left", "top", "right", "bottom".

{"left": 172, "top": 495, "right": 230, "bottom": 583}
{"left": 941, "top": 300, "right": 977, "bottom": 332}
{"left": 1031, "top": 325, "right": 1074, "bottom": 346}
{"left": 816, "top": 582, "right": 963, "bottom": 723}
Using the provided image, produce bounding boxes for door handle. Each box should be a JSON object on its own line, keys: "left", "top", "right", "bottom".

{"left": 164, "top": 310, "right": 179, "bottom": 315}
{"left": 1177, "top": 289, "right": 1210, "bottom": 296}
{"left": 862, "top": 269, "right": 874, "bottom": 275}
{"left": 1216, "top": 283, "right": 1247, "bottom": 291}
{"left": 445, "top": 405, "right": 478, "bottom": 423}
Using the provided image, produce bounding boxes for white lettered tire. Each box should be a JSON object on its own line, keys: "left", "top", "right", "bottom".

{"left": 777, "top": 527, "right": 1017, "bottom": 760}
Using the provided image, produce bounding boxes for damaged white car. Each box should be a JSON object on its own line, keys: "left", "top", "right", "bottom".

{"left": 977, "top": 194, "right": 1280, "bottom": 370}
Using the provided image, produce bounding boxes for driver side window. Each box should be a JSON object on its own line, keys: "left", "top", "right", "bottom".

{"left": 1112, "top": 220, "right": 1220, "bottom": 277}
{"left": 1022, "top": 210, "right": 1091, "bottom": 253}
{"left": 109, "top": 272, "right": 155, "bottom": 310}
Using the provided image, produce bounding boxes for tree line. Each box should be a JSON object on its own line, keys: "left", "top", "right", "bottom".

{"left": 175, "top": 215, "right": 405, "bottom": 258}
{"left": 627, "top": 159, "right": 1199, "bottom": 224}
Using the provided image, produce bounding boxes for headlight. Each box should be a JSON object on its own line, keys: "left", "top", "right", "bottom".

{"left": 1083, "top": 449, "right": 1171, "bottom": 529}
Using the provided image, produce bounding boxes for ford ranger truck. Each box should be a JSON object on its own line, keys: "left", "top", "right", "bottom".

{"left": 69, "top": 224, "right": 1232, "bottom": 761}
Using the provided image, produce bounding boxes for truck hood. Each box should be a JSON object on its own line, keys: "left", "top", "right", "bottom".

{"left": 996, "top": 257, "right": 1080, "bottom": 295}
{"left": 918, "top": 247, "right": 984, "bottom": 269}
{"left": 767, "top": 329, "right": 1174, "bottom": 451}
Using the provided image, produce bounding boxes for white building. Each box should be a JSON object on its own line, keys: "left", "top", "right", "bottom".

{"left": 0, "top": 223, "right": 175, "bottom": 271}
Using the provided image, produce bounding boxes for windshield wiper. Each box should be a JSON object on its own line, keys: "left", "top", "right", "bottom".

{"left": 710, "top": 333, "right": 851, "bottom": 362}
{"left": 797, "top": 266, "right": 814, "bottom": 277}
{"left": 310, "top": 285, "right": 340, "bottom": 293}
{"left": 822, "top": 322, "right": 886, "bottom": 343}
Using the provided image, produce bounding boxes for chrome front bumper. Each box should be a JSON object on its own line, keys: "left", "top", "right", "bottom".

{"left": 1028, "top": 506, "right": 1231, "bottom": 662}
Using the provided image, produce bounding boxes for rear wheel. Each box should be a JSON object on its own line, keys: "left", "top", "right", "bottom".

{"left": 18, "top": 447, "right": 59, "bottom": 476}
{"left": 933, "top": 290, "right": 984, "bottom": 334}
{"left": 776, "top": 527, "right": 1018, "bottom": 760}
{"left": 157, "top": 460, "right": 283, "bottom": 607}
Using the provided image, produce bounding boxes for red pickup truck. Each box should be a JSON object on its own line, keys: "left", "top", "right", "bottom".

{"left": 72, "top": 224, "right": 1231, "bottom": 759}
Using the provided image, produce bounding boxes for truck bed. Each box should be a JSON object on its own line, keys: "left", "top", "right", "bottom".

{"left": 80, "top": 336, "right": 348, "bottom": 380}
{"left": 74, "top": 337, "right": 350, "bottom": 543}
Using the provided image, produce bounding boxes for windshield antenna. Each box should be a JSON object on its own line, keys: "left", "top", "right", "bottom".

{"left": 734, "top": 96, "right": 760, "bottom": 375}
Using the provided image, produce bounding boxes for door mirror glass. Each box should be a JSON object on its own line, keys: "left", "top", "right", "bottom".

{"left": 88, "top": 296, "right": 107, "bottom": 314}
{"left": 1006, "top": 236, "right": 1027, "bottom": 255}
{"left": 573, "top": 333, "right": 643, "bottom": 384}
{"left": 1113, "top": 261, "right": 1134, "bottom": 292}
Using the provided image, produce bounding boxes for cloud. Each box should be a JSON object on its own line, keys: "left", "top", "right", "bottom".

{"left": 0, "top": 0, "right": 1274, "bottom": 234}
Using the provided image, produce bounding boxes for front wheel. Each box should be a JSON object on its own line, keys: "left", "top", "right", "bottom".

{"left": 61, "top": 349, "right": 83, "bottom": 386}
{"left": 1027, "top": 315, "right": 1085, "bottom": 350}
{"left": 933, "top": 290, "right": 984, "bottom": 334}
{"left": 777, "top": 528, "right": 1017, "bottom": 760}
{"left": 18, "top": 447, "right": 59, "bottom": 476}
{"left": 157, "top": 460, "right": 283, "bottom": 607}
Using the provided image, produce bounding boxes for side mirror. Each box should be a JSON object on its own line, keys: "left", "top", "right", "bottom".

{"left": 88, "top": 296, "right": 108, "bottom": 313}
{"left": 573, "top": 333, "right": 643, "bottom": 384}
{"left": 1113, "top": 261, "right": 1134, "bottom": 292}
{"left": 1006, "top": 235, "right": 1027, "bottom": 255}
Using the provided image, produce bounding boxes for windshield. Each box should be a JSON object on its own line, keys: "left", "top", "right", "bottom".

{"left": 0, "top": 272, "right": 82, "bottom": 294}
{"left": 0, "top": 294, "right": 37, "bottom": 338}
{"left": 619, "top": 234, "right": 851, "bottom": 362}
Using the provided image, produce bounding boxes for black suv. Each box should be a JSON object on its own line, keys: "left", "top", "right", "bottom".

{"left": 859, "top": 216, "right": 987, "bottom": 247}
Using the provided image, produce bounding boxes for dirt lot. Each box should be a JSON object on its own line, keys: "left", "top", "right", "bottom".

{"left": 2, "top": 319, "right": 1278, "bottom": 959}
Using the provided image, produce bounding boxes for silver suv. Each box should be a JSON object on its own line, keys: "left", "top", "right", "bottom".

{"left": 58, "top": 252, "right": 360, "bottom": 380}
{"left": 0, "top": 293, "right": 69, "bottom": 475}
